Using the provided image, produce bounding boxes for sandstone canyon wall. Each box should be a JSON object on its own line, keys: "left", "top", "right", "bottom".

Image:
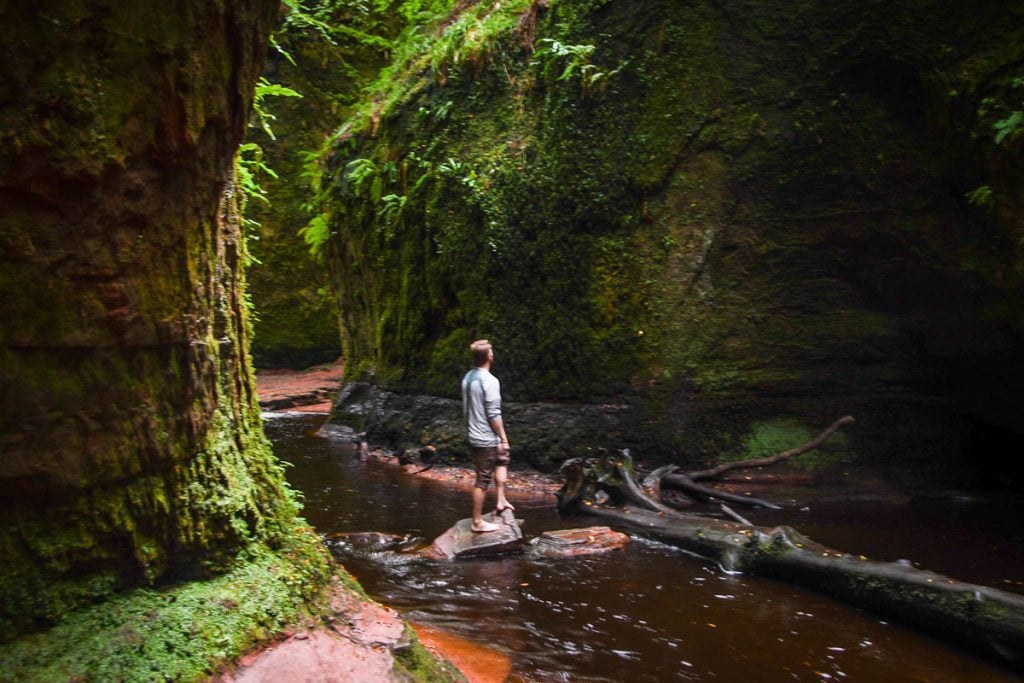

{"left": 0, "top": 0, "right": 294, "bottom": 638}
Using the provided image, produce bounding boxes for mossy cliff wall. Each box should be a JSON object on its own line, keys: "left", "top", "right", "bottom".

{"left": 321, "top": 0, "right": 1024, "bottom": 484}
{"left": 0, "top": 0, "right": 294, "bottom": 639}
{"left": 244, "top": 2, "right": 438, "bottom": 370}
{"left": 244, "top": 3, "right": 385, "bottom": 369}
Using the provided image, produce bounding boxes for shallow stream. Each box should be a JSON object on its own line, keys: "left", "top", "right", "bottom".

{"left": 266, "top": 412, "right": 1024, "bottom": 682}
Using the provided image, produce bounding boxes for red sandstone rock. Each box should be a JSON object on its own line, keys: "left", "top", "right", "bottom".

{"left": 221, "top": 584, "right": 415, "bottom": 683}
{"left": 528, "top": 526, "right": 630, "bottom": 558}
{"left": 220, "top": 630, "right": 401, "bottom": 682}
{"left": 256, "top": 361, "right": 344, "bottom": 412}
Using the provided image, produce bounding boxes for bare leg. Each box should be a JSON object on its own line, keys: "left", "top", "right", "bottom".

{"left": 471, "top": 486, "right": 498, "bottom": 532}
{"left": 494, "top": 465, "right": 514, "bottom": 512}
{"left": 472, "top": 486, "right": 486, "bottom": 524}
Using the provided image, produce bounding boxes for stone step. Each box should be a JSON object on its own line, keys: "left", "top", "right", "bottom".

{"left": 528, "top": 526, "right": 630, "bottom": 558}
{"left": 422, "top": 508, "right": 524, "bottom": 560}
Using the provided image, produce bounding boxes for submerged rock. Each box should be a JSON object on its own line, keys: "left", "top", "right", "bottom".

{"left": 326, "top": 531, "right": 407, "bottom": 550}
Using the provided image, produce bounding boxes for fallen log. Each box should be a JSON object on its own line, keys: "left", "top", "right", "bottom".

{"left": 640, "top": 464, "right": 678, "bottom": 498}
{"left": 662, "top": 472, "right": 782, "bottom": 509}
{"left": 557, "top": 452, "right": 1024, "bottom": 672}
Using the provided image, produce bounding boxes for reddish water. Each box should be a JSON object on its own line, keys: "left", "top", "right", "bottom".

{"left": 266, "top": 413, "right": 1024, "bottom": 682}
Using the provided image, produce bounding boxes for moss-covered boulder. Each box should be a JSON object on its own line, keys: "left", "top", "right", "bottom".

{"left": 316, "top": 0, "right": 1024, "bottom": 485}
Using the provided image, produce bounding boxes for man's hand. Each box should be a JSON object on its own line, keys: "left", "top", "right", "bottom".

{"left": 498, "top": 439, "right": 510, "bottom": 455}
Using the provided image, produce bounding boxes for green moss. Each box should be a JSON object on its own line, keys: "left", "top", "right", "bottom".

{"left": 1, "top": 0, "right": 298, "bottom": 632}
{"left": 0, "top": 0, "right": 365, "bottom": 671}
{"left": 314, "top": 0, "right": 739, "bottom": 400}
{"left": 0, "top": 530, "right": 334, "bottom": 683}
{"left": 0, "top": 425, "right": 307, "bottom": 641}
{"left": 307, "top": 0, "right": 1024, "bottom": 474}
{"left": 721, "top": 419, "right": 850, "bottom": 471}
{"left": 245, "top": 1, "right": 447, "bottom": 369}
{"left": 391, "top": 625, "right": 468, "bottom": 682}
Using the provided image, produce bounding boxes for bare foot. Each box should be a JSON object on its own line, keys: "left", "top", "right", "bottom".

{"left": 495, "top": 502, "right": 515, "bottom": 513}
{"left": 471, "top": 521, "right": 500, "bottom": 533}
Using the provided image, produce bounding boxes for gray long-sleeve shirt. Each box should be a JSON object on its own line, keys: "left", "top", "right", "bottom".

{"left": 462, "top": 367, "right": 501, "bottom": 447}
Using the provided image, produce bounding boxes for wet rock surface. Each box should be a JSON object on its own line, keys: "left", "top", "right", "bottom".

{"left": 422, "top": 508, "right": 525, "bottom": 560}
{"left": 528, "top": 526, "right": 630, "bottom": 558}
{"left": 325, "top": 531, "right": 407, "bottom": 549}
{"left": 220, "top": 585, "right": 408, "bottom": 683}
{"left": 314, "top": 411, "right": 911, "bottom": 510}
{"left": 257, "top": 361, "right": 344, "bottom": 413}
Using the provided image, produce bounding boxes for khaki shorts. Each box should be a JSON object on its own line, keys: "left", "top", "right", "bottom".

{"left": 472, "top": 445, "right": 510, "bottom": 489}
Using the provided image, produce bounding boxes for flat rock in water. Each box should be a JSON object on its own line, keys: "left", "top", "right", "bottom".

{"left": 529, "top": 526, "right": 629, "bottom": 558}
{"left": 423, "top": 508, "right": 524, "bottom": 560}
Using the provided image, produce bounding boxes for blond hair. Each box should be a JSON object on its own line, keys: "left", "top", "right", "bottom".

{"left": 469, "top": 339, "right": 492, "bottom": 367}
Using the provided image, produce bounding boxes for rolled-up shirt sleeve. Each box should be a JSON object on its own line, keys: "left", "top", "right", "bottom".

{"left": 484, "top": 377, "right": 502, "bottom": 422}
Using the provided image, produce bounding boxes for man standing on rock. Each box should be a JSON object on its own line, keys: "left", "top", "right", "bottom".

{"left": 462, "top": 339, "right": 514, "bottom": 533}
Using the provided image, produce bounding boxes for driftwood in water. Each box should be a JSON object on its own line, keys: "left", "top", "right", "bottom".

{"left": 661, "top": 471, "right": 782, "bottom": 509}
{"left": 650, "top": 415, "right": 855, "bottom": 509}
{"left": 557, "top": 453, "right": 1024, "bottom": 671}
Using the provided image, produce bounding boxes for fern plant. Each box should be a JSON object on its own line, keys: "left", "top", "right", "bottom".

{"left": 252, "top": 78, "right": 303, "bottom": 140}
{"left": 532, "top": 38, "right": 625, "bottom": 96}
{"left": 345, "top": 158, "right": 379, "bottom": 195}
{"left": 967, "top": 76, "right": 1024, "bottom": 207}
{"left": 236, "top": 143, "right": 279, "bottom": 207}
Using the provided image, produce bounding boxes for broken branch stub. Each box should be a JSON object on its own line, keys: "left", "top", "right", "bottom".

{"left": 661, "top": 472, "right": 782, "bottom": 509}
{"left": 558, "top": 451, "right": 681, "bottom": 517}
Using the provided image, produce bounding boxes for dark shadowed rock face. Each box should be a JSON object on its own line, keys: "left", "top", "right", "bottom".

{"left": 330, "top": 380, "right": 657, "bottom": 471}
{"left": 318, "top": 0, "right": 1024, "bottom": 489}
{"left": 0, "top": 0, "right": 284, "bottom": 639}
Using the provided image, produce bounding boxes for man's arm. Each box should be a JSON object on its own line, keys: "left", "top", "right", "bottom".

{"left": 484, "top": 377, "right": 508, "bottom": 451}
{"left": 489, "top": 417, "right": 509, "bottom": 453}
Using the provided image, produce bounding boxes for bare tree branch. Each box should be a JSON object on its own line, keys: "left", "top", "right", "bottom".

{"left": 686, "top": 415, "right": 855, "bottom": 481}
